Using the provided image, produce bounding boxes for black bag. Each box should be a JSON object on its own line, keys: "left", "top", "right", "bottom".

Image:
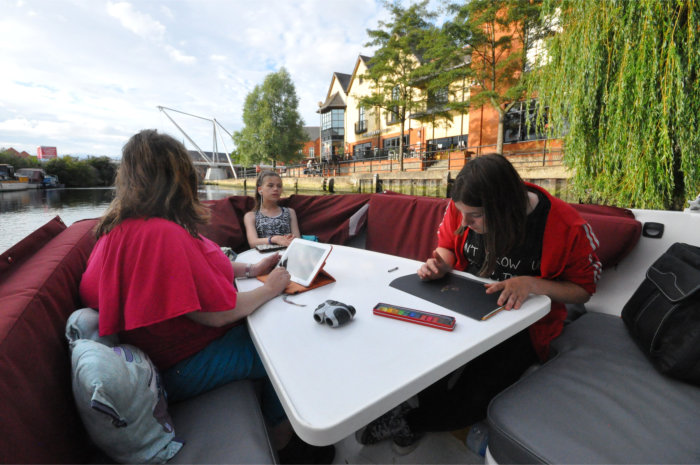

{"left": 621, "top": 242, "right": 700, "bottom": 384}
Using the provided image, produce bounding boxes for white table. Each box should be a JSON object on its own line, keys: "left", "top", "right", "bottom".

{"left": 236, "top": 245, "right": 550, "bottom": 446}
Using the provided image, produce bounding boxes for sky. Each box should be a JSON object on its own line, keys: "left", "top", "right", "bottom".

{"left": 0, "top": 0, "right": 392, "bottom": 158}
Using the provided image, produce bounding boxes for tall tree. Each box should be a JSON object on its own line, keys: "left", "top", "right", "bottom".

{"left": 360, "top": 0, "right": 436, "bottom": 171}
{"left": 413, "top": 22, "right": 472, "bottom": 144}
{"left": 233, "top": 68, "right": 306, "bottom": 169}
{"left": 533, "top": 0, "right": 700, "bottom": 209}
{"left": 447, "top": 0, "right": 548, "bottom": 154}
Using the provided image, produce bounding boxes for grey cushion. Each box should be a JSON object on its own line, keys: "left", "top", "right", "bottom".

{"left": 66, "top": 307, "right": 119, "bottom": 347}
{"left": 70, "top": 340, "right": 183, "bottom": 463}
{"left": 168, "top": 380, "right": 276, "bottom": 464}
{"left": 488, "top": 312, "right": 700, "bottom": 464}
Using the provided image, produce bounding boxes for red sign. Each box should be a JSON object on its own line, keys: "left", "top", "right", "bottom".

{"left": 37, "top": 146, "right": 58, "bottom": 159}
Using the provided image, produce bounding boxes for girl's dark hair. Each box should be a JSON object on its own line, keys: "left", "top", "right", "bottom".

{"left": 95, "top": 129, "right": 209, "bottom": 238}
{"left": 451, "top": 154, "right": 529, "bottom": 277}
{"left": 253, "top": 170, "right": 282, "bottom": 211}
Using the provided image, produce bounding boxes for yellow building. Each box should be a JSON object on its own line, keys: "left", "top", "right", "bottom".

{"left": 322, "top": 54, "right": 470, "bottom": 163}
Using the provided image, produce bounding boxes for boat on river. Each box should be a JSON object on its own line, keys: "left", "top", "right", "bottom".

{"left": 0, "top": 190, "right": 698, "bottom": 464}
{"left": 0, "top": 164, "right": 29, "bottom": 192}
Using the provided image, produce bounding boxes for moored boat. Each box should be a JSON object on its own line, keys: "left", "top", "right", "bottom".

{"left": 15, "top": 168, "right": 46, "bottom": 189}
{"left": 0, "top": 164, "right": 29, "bottom": 192}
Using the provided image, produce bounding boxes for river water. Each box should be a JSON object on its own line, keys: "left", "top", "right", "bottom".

{"left": 0, "top": 185, "right": 252, "bottom": 254}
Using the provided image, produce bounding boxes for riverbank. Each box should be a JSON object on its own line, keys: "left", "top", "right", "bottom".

{"left": 208, "top": 164, "right": 572, "bottom": 200}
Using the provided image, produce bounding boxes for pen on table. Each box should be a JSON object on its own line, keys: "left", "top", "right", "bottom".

{"left": 387, "top": 266, "right": 399, "bottom": 272}
{"left": 481, "top": 306, "right": 505, "bottom": 321}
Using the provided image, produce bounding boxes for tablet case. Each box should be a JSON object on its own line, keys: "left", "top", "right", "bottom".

{"left": 256, "top": 268, "right": 335, "bottom": 294}
{"left": 389, "top": 273, "right": 502, "bottom": 321}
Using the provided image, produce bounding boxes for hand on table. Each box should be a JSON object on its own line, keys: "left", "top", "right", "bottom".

{"left": 484, "top": 276, "right": 535, "bottom": 310}
{"left": 271, "top": 234, "right": 294, "bottom": 247}
{"left": 417, "top": 250, "right": 451, "bottom": 280}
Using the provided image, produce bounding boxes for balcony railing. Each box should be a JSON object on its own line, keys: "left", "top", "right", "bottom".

{"left": 231, "top": 144, "right": 564, "bottom": 181}
{"left": 355, "top": 120, "right": 368, "bottom": 134}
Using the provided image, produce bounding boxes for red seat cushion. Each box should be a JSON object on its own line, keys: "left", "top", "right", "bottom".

{"left": 570, "top": 204, "right": 642, "bottom": 269}
{"left": 198, "top": 196, "right": 255, "bottom": 251}
{"left": 0, "top": 216, "right": 67, "bottom": 279}
{"left": 281, "top": 194, "right": 372, "bottom": 244}
{"left": 0, "top": 218, "right": 98, "bottom": 463}
{"left": 366, "top": 194, "right": 450, "bottom": 261}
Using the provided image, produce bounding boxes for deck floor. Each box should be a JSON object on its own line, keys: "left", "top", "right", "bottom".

{"left": 332, "top": 431, "right": 484, "bottom": 464}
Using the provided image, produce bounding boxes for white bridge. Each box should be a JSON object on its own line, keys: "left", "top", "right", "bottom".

{"left": 158, "top": 105, "right": 238, "bottom": 180}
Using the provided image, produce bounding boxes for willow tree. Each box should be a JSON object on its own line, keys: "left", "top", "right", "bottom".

{"left": 532, "top": 0, "right": 700, "bottom": 210}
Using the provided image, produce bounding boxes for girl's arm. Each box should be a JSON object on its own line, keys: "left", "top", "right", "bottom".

{"left": 289, "top": 208, "right": 301, "bottom": 238}
{"left": 186, "top": 266, "right": 290, "bottom": 327}
{"left": 270, "top": 208, "right": 300, "bottom": 247}
{"left": 243, "top": 211, "right": 267, "bottom": 247}
{"left": 417, "top": 247, "right": 456, "bottom": 280}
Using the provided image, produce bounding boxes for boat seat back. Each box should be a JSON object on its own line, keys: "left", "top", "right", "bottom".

{"left": 365, "top": 193, "right": 450, "bottom": 261}
{"left": 0, "top": 218, "right": 98, "bottom": 463}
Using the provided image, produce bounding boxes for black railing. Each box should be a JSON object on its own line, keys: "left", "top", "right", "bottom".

{"left": 235, "top": 144, "right": 564, "bottom": 179}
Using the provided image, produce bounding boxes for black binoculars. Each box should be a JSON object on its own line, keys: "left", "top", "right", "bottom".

{"left": 313, "top": 300, "right": 356, "bottom": 328}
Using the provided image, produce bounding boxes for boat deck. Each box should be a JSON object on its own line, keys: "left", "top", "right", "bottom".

{"left": 333, "top": 431, "right": 483, "bottom": 464}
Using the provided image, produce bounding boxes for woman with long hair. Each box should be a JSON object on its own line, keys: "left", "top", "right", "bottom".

{"left": 80, "top": 130, "right": 332, "bottom": 463}
{"left": 357, "top": 154, "right": 601, "bottom": 455}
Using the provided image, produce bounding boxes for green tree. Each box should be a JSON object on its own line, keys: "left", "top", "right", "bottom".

{"left": 233, "top": 68, "right": 306, "bottom": 169}
{"left": 86, "top": 156, "right": 118, "bottom": 186}
{"left": 44, "top": 156, "right": 99, "bottom": 187}
{"left": 0, "top": 151, "right": 42, "bottom": 169}
{"left": 360, "top": 0, "right": 437, "bottom": 171}
{"left": 412, "top": 22, "right": 472, "bottom": 144}
{"left": 446, "top": 0, "right": 548, "bottom": 154}
{"left": 533, "top": 0, "right": 700, "bottom": 209}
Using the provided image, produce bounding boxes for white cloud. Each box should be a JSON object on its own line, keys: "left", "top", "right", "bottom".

{"left": 165, "top": 44, "right": 197, "bottom": 64}
{"left": 0, "top": 0, "right": 432, "bottom": 157}
{"left": 107, "top": 1, "right": 165, "bottom": 41}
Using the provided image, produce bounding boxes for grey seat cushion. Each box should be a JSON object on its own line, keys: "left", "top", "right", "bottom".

{"left": 488, "top": 312, "right": 700, "bottom": 464}
{"left": 168, "top": 380, "right": 276, "bottom": 464}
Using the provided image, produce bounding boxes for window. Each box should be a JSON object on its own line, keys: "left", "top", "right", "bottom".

{"left": 427, "top": 87, "right": 449, "bottom": 110}
{"left": 387, "top": 86, "right": 400, "bottom": 124}
{"left": 382, "top": 135, "right": 409, "bottom": 149}
{"left": 356, "top": 107, "right": 367, "bottom": 133}
{"left": 353, "top": 142, "right": 373, "bottom": 159}
{"left": 321, "top": 109, "right": 345, "bottom": 142}
{"left": 504, "top": 100, "right": 547, "bottom": 143}
{"left": 427, "top": 135, "right": 467, "bottom": 153}
{"left": 309, "top": 147, "right": 314, "bottom": 157}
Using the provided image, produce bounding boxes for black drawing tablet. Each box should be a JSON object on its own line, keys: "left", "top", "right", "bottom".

{"left": 389, "top": 273, "right": 502, "bottom": 321}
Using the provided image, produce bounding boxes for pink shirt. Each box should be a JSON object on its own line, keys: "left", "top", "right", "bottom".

{"left": 80, "top": 217, "right": 238, "bottom": 369}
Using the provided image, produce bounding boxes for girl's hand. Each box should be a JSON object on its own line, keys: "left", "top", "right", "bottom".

{"left": 484, "top": 276, "right": 536, "bottom": 310}
{"left": 417, "top": 250, "right": 451, "bottom": 280}
{"left": 278, "top": 234, "right": 294, "bottom": 247}
{"left": 254, "top": 253, "right": 281, "bottom": 276}
{"left": 264, "top": 266, "right": 290, "bottom": 295}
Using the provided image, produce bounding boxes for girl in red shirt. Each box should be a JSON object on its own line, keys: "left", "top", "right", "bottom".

{"left": 357, "top": 154, "right": 601, "bottom": 454}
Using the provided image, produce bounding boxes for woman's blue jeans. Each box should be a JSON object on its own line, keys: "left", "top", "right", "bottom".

{"left": 162, "top": 324, "right": 286, "bottom": 425}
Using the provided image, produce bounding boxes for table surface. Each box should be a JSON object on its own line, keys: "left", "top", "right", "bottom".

{"left": 236, "top": 245, "right": 550, "bottom": 446}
